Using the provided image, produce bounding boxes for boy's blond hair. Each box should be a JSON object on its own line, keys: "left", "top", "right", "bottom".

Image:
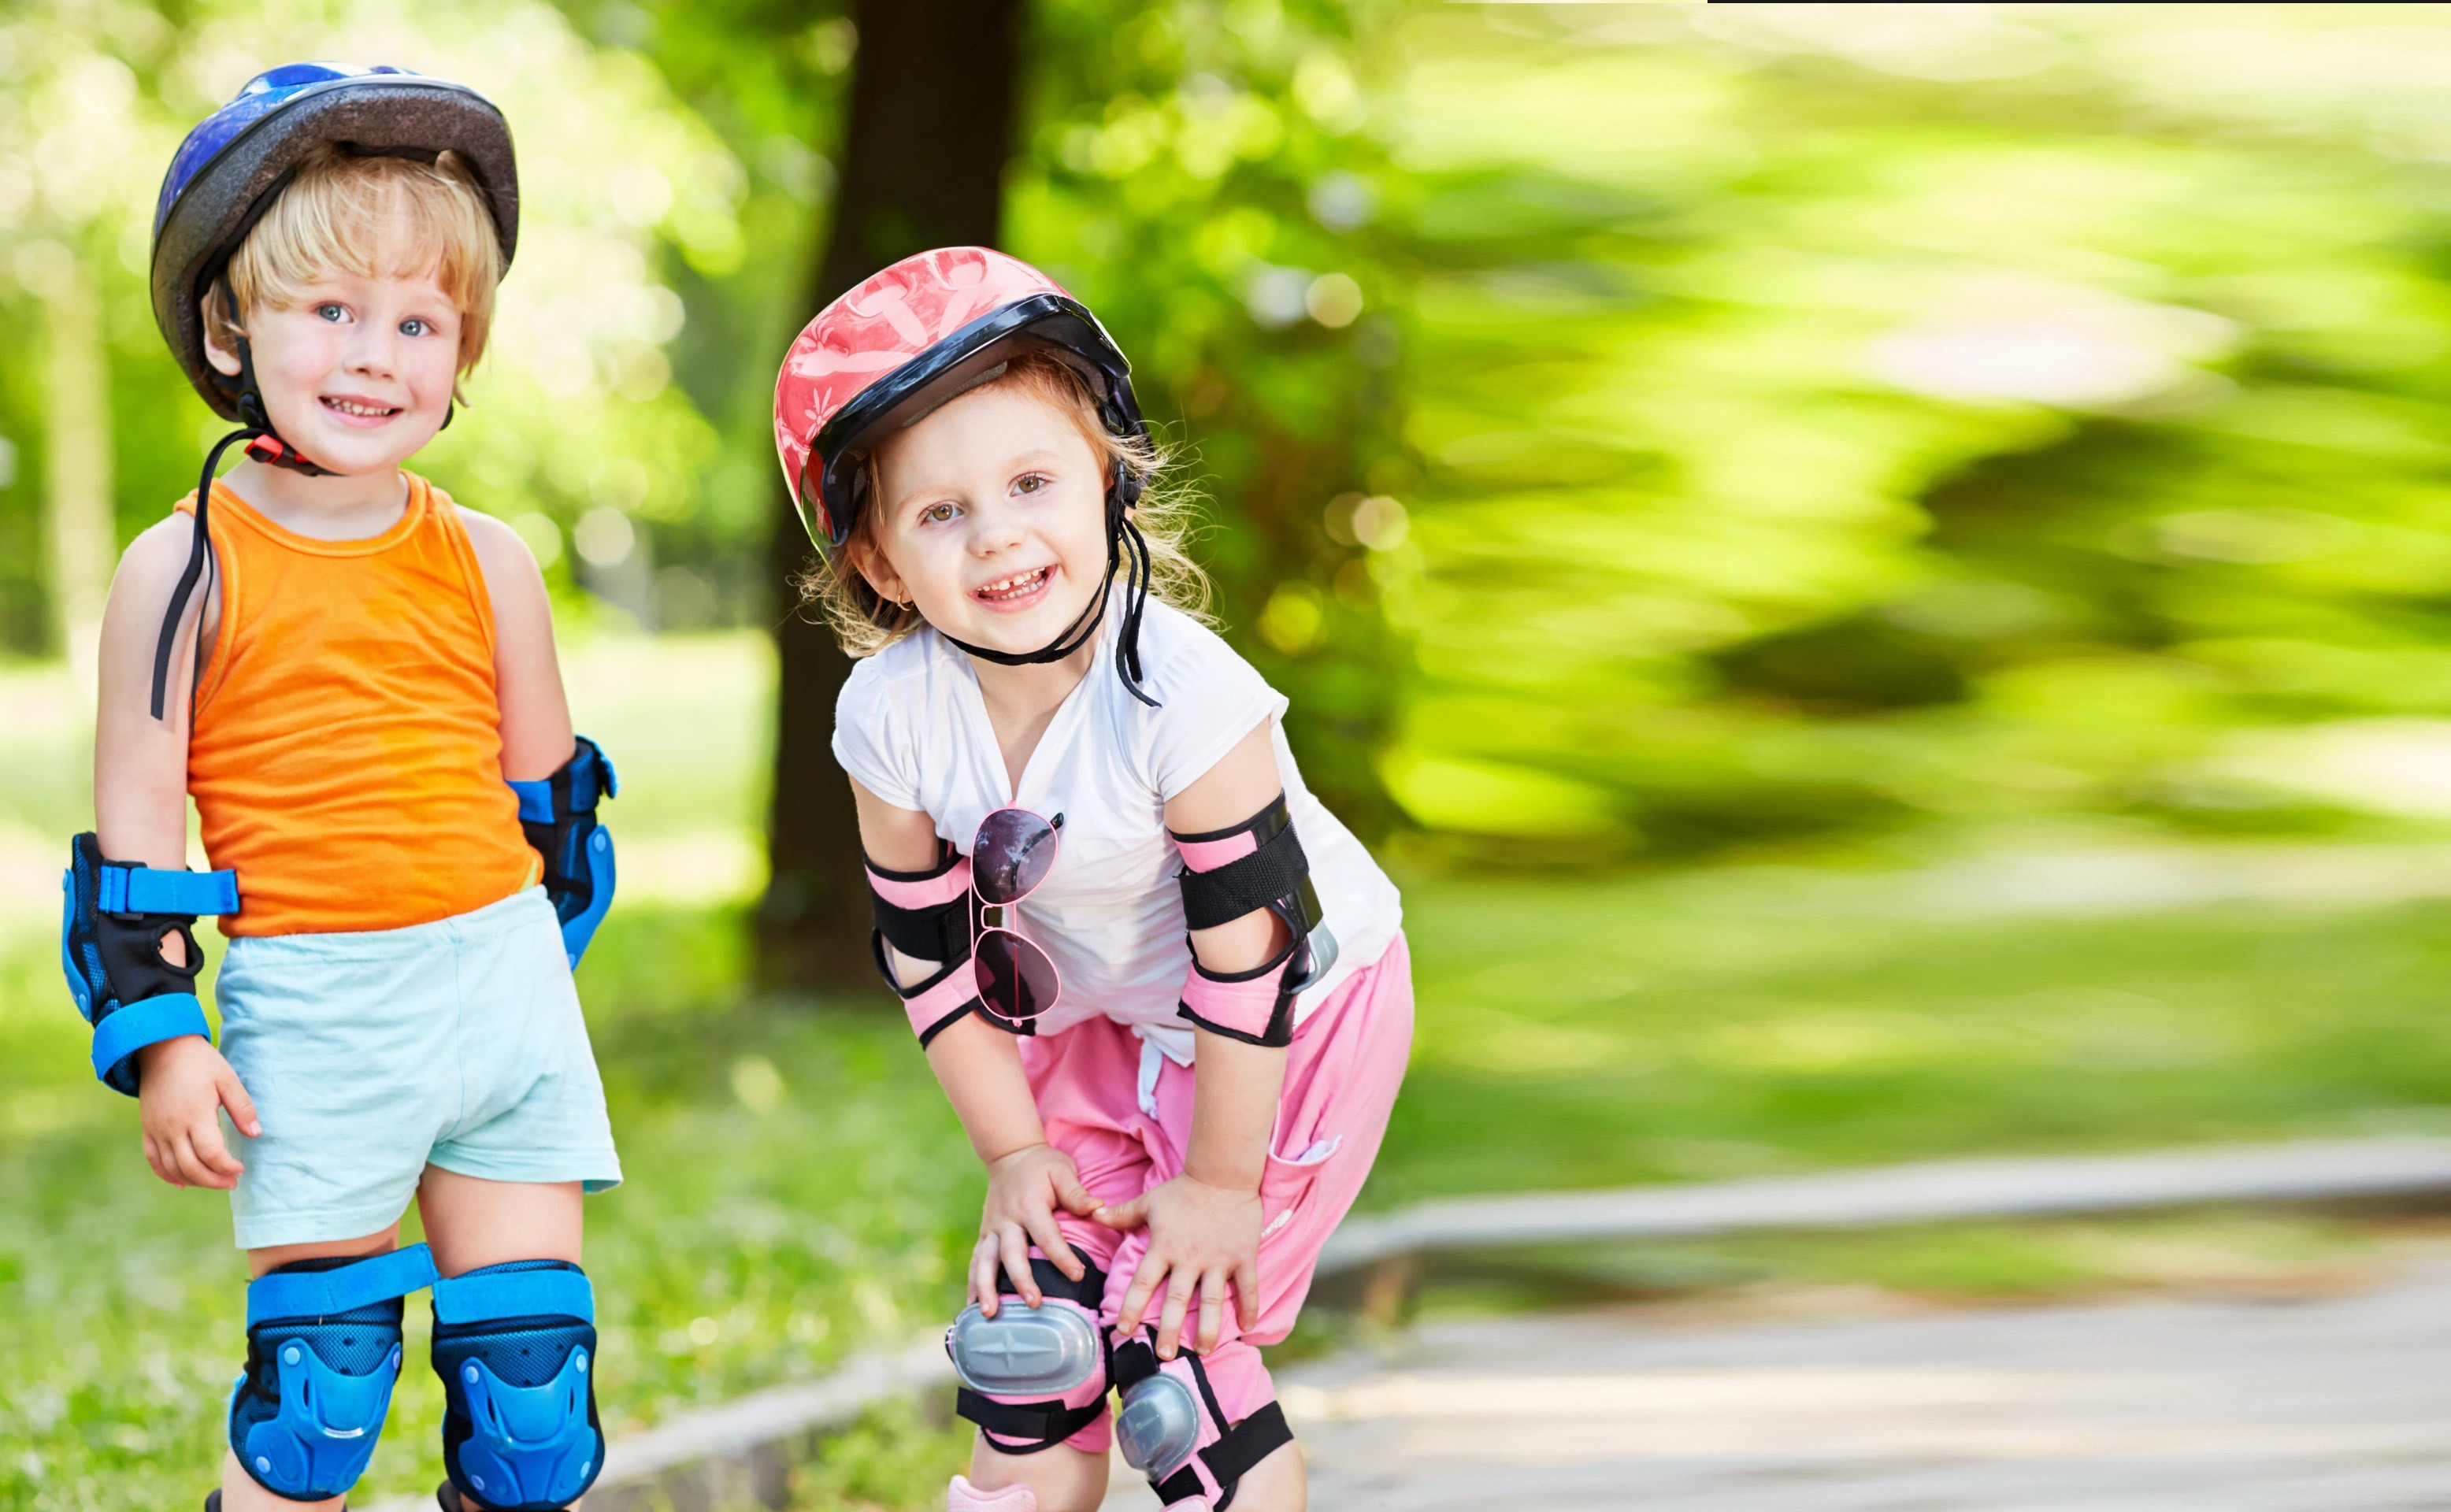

{"left": 204, "top": 145, "right": 502, "bottom": 387}
{"left": 804, "top": 350, "right": 1213, "bottom": 656}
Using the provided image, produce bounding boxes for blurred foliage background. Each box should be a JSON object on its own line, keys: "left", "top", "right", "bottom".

{"left": 17, "top": 3, "right": 2451, "bottom": 1507}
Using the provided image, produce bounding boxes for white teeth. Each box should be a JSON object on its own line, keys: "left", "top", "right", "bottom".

{"left": 324, "top": 398, "right": 395, "bottom": 417}
{"left": 977, "top": 568, "right": 1049, "bottom": 598}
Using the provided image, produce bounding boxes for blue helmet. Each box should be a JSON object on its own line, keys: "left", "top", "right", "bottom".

{"left": 150, "top": 61, "right": 519, "bottom": 421}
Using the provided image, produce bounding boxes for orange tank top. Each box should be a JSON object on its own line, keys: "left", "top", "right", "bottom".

{"left": 181, "top": 473, "right": 540, "bottom": 936}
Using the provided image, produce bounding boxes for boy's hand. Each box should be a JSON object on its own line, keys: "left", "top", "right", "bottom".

{"left": 973, "top": 1142, "right": 1102, "bottom": 1316}
{"left": 134, "top": 1035, "right": 258, "bottom": 1190}
{"left": 1101, "top": 1174, "right": 1263, "bottom": 1359}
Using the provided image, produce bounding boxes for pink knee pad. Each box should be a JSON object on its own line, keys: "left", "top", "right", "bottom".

{"left": 1109, "top": 1330, "right": 1292, "bottom": 1508}
{"left": 947, "top": 1257, "right": 1111, "bottom": 1455}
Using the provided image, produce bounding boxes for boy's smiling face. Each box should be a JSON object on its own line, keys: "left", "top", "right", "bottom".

{"left": 202, "top": 258, "right": 464, "bottom": 476}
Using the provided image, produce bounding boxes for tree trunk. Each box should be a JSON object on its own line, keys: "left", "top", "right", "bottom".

{"left": 758, "top": 0, "right": 1026, "bottom": 994}
{"left": 42, "top": 246, "right": 115, "bottom": 700}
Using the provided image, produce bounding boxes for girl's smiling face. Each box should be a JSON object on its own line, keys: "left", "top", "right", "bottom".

{"left": 203, "top": 263, "right": 464, "bottom": 476}
{"left": 858, "top": 382, "right": 1113, "bottom": 657}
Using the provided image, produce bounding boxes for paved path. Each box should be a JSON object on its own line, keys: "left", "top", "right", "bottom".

{"left": 1102, "top": 1264, "right": 2451, "bottom": 1510}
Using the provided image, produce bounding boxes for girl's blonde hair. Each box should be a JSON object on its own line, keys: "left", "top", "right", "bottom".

{"left": 204, "top": 144, "right": 502, "bottom": 387}
{"left": 802, "top": 350, "right": 1212, "bottom": 656}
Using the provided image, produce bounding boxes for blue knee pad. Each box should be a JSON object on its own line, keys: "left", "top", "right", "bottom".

{"left": 228, "top": 1244, "right": 441, "bottom": 1502}
{"left": 432, "top": 1260, "right": 604, "bottom": 1512}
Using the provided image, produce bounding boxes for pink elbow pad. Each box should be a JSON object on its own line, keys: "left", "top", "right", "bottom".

{"left": 1178, "top": 942, "right": 1301, "bottom": 1046}
{"left": 865, "top": 847, "right": 979, "bottom": 1045}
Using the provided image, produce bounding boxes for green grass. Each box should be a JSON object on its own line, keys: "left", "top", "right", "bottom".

{"left": 9, "top": 636, "right": 2451, "bottom": 1507}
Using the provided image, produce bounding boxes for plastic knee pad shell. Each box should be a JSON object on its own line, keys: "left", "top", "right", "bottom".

{"left": 432, "top": 1260, "right": 604, "bottom": 1512}
{"left": 1110, "top": 1335, "right": 1292, "bottom": 1510}
{"left": 949, "top": 1257, "right": 1109, "bottom": 1453}
{"left": 228, "top": 1246, "right": 442, "bottom": 1502}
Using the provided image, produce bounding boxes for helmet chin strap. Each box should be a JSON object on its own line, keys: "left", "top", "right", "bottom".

{"left": 146, "top": 288, "right": 331, "bottom": 721}
{"left": 938, "top": 469, "right": 1159, "bottom": 707}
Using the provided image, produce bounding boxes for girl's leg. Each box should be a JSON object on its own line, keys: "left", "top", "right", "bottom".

{"left": 417, "top": 1170, "right": 589, "bottom": 1511}
{"left": 217, "top": 1225, "right": 406, "bottom": 1512}
{"left": 965, "top": 1023, "right": 1155, "bottom": 1512}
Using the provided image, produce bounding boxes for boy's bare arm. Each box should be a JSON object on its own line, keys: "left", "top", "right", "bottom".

{"left": 95, "top": 517, "right": 214, "bottom": 873}
{"left": 92, "top": 515, "right": 261, "bottom": 1188}
{"left": 458, "top": 507, "right": 576, "bottom": 781}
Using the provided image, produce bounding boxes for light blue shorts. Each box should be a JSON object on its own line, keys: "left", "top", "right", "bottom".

{"left": 217, "top": 886, "right": 621, "bottom": 1250}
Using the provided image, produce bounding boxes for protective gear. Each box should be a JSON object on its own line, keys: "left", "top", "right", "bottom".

{"left": 228, "top": 1244, "right": 443, "bottom": 1503}
{"left": 1110, "top": 1333, "right": 1293, "bottom": 1510}
{"left": 867, "top": 843, "right": 982, "bottom": 1043}
{"left": 948, "top": 1474, "right": 1039, "bottom": 1510}
{"left": 431, "top": 1260, "right": 604, "bottom": 1512}
{"left": 770, "top": 246, "right": 1159, "bottom": 704}
{"left": 508, "top": 736, "right": 619, "bottom": 969}
{"left": 60, "top": 832, "right": 240, "bottom": 1094}
{"left": 950, "top": 1257, "right": 1111, "bottom": 1454}
{"left": 147, "top": 62, "right": 518, "bottom": 721}
{"left": 1170, "top": 795, "right": 1337, "bottom": 1048}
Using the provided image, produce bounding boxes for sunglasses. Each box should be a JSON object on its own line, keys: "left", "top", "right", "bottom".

{"left": 972, "top": 807, "right": 1063, "bottom": 1025}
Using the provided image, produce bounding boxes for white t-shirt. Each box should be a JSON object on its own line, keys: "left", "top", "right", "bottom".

{"left": 832, "top": 594, "right": 1403, "bottom": 1063}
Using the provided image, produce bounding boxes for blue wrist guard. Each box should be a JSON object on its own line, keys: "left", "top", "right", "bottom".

{"left": 60, "top": 832, "right": 239, "bottom": 1095}
{"left": 509, "top": 735, "right": 617, "bottom": 969}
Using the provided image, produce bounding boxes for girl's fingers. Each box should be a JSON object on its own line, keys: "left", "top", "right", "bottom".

{"left": 142, "top": 1135, "right": 172, "bottom": 1187}
{"left": 1156, "top": 1274, "right": 1195, "bottom": 1360}
{"left": 1095, "top": 1194, "right": 1148, "bottom": 1231}
{"left": 1022, "top": 1206, "right": 1082, "bottom": 1284}
{"left": 1234, "top": 1254, "right": 1261, "bottom": 1331}
{"left": 999, "top": 1225, "right": 1040, "bottom": 1306}
{"left": 1055, "top": 1177, "right": 1102, "bottom": 1217}
{"left": 971, "top": 1234, "right": 1000, "bottom": 1315}
{"left": 1196, "top": 1267, "right": 1227, "bottom": 1355}
{"left": 1116, "top": 1250, "right": 1170, "bottom": 1334}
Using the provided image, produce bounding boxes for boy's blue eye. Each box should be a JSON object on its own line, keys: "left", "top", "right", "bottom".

{"left": 400, "top": 318, "right": 428, "bottom": 337}
{"left": 317, "top": 304, "right": 344, "bottom": 322}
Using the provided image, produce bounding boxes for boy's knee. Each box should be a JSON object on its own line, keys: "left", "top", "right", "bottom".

{"left": 431, "top": 1260, "right": 604, "bottom": 1512}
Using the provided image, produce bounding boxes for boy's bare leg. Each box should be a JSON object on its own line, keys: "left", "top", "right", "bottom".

{"left": 217, "top": 1224, "right": 405, "bottom": 1512}
{"left": 418, "top": 1169, "right": 586, "bottom": 1510}
{"left": 970, "top": 1437, "right": 1110, "bottom": 1512}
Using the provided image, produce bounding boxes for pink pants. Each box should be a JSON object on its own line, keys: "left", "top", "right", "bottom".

{"left": 1017, "top": 932, "right": 1414, "bottom": 1453}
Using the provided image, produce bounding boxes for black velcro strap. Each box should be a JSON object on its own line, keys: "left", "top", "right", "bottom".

{"left": 1200, "top": 1399, "right": 1293, "bottom": 1488}
{"left": 866, "top": 847, "right": 974, "bottom": 962}
{"left": 1177, "top": 824, "right": 1310, "bottom": 931}
{"left": 955, "top": 1388, "right": 1106, "bottom": 1449}
{"left": 999, "top": 1256, "right": 1108, "bottom": 1311}
{"left": 1110, "top": 1336, "right": 1159, "bottom": 1392}
{"left": 1154, "top": 1464, "right": 1207, "bottom": 1505}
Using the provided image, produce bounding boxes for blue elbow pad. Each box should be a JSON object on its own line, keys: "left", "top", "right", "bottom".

{"left": 509, "top": 735, "right": 617, "bottom": 969}
{"left": 60, "top": 832, "right": 240, "bottom": 1095}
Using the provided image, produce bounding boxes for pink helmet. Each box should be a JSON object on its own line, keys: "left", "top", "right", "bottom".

{"left": 771, "top": 246, "right": 1145, "bottom": 552}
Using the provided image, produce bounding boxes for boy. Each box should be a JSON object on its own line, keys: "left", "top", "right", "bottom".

{"left": 60, "top": 63, "right": 620, "bottom": 1512}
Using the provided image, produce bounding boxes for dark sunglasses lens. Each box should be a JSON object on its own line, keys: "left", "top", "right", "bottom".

{"left": 975, "top": 930, "right": 1059, "bottom": 1023}
{"left": 973, "top": 810, "right": 1058, "bottom": 904}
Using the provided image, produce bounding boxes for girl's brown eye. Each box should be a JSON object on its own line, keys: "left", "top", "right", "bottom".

{"left": 1016, "top": 474, "right": 1043, "bottom": 494}
{"left": 922, "top": 502, "right": 957, "bottom": 524}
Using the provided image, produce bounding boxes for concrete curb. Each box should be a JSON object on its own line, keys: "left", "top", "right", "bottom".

{"left": 1314, "top": 1135, "right": 2451, "bottom": 1277}
{"left": 367, "top": 1136, "right": 2451, "bottom": 1510}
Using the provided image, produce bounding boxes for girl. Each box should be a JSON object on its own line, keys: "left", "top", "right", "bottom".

{"left": 771, "top": 247, "right": 1411, "bottom": 1512}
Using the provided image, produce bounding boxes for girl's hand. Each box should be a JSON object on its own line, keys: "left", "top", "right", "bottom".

{"left": 134, "top": 1035, "right": 259, "bottom": 1190}
{"left": 973, "top": 1142, "right": 1102, "bottom": 1316}
{"left": 1100, "top": 1174, "right": 1262, "bottom": 1359}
